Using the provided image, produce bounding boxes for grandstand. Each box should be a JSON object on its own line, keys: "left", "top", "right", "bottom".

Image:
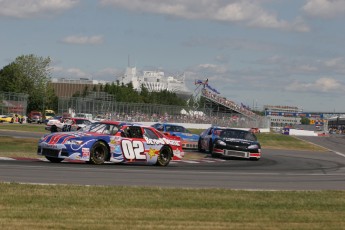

{"left": 191, "top": 79, "right": 258, "bottom": 119}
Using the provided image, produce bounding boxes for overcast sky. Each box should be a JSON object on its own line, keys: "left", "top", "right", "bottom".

{"left": 1, "top": 0, "right": 345, "bottom": 112}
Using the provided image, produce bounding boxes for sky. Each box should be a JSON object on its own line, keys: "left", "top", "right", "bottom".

{"left": 1, "top": 0, "right": 345, "bottom": 112}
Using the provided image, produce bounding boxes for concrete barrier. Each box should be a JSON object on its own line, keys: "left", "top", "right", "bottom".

{"left": 287, "top": 129, "right": 318, "bottom": 136}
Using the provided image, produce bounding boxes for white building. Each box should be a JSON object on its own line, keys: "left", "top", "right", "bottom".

{"left": 120, "top": 67, "right": 191, "bottom": 97}
{"left": 264, "top": 105, "right": 302, "bottom": 127}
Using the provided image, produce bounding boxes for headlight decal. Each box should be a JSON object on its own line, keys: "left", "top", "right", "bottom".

{"left": 248, "top": 144, "right": 258, "bottom": 149}
{"left": 216, "top": 140, "right": 227, "bottom": 146}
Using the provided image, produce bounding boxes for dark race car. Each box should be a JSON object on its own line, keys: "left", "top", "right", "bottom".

{"left": 38, "top": 122, "right": 184, "bottom": 166}
{"left": 198, "top": 126, "right": 261, "bottom": 160}
{"left": 152, "top": 123, "right": 199, "bottom": 149}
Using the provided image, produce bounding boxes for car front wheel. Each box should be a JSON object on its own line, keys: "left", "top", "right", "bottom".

{"left": 156, "top": 146, "right": 172, "bottom": 166}
{"left": 89, "top": 141, "right": 108, "bottom": 165}
{"left": 198, "top": 139, "right": 204, "bottom": 152}
{"left": 51, "top": 125, "right": 58, "bottom": 133}
{"left": 209, "top": 140, "right": 214, "bottom": 154}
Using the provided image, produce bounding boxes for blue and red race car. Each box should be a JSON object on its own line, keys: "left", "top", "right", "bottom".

{"left": 38, "top": 121, "right": 184, "bottom": 166}
{"left": 152, "top": 123, "right": 199, "bottom": 149}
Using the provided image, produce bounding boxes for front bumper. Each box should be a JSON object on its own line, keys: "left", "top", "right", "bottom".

{"left": 213, "top": 146, "right": 261, "bottom": 159}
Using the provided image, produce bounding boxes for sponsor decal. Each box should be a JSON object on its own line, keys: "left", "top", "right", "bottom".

{"left": 148, "top": 148, "right": 158, "bottom": 159}
{"left": 42, "top": 143, "right": 59, "bottom": 149}
{"left": 110, "top": 139, "right": 117, "bottom": 145}
{"left": 174, "top": 149, "right": 184, "bottom": 157}
{"left": 82, "top": 148, "right": 90, "bottom": 158}
{"left": 121, "top": 140, "right": 146, "bottom": 160}
{"left": 143, "top": 136, "right": 180, "bottom": 146}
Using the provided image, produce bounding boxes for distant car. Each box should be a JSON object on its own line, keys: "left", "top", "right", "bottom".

{"left": 27, "top": 111, "right": 43, "bottom": 124}
{"left": 45, "top": 117, "right": 92, "bottom": 132}
{"left": 75, "top": 113, "right": 93, "bottom": 121}
{"left": 152, "top": 123, "right": 199, "bottom": 149}
{"left": 0, "top": 115, "right": 13, "bottom": 123}
{"left": 0, "top": 113, "right": 23, "bottom": 123}
{"left": 250, "top": 127, "right": 261, "bottom": 134}
{"left": 93, "top": 115, "right": 108, "bottom": 121}
{"left": 37, "top": 123, "right": 184, "bottom": 166}
{"left": 198, "top": 126, "right": 261, "bottom": 160}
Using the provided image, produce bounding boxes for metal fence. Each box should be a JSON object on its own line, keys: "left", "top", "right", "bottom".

{"left": 0, "top": 91, "right": 28, "bottom": 115}
{"left": 58, "top": 92, "right": 270, "bottom": 128}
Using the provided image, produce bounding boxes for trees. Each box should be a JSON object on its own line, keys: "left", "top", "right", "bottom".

{"left": 102, "top": 82, "right": 187, "bottom": 105}
{"left": 301, "top": 117, "right": 310, "bottom": 125}
{"left": 0, "top": 54, "right": 57, "bottom": 112}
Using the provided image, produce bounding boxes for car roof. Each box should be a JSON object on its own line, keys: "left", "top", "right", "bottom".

{"left": 97, "top": 120, "right": 122, "bottom": 125}
{"left": 121, "top": 124, "right": 153, "bottom": 129}
{"left": 71, "top": 117, "right": 89, "bottom": 120}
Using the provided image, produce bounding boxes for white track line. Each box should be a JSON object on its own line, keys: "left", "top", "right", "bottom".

{"left": 333, "top": 151, "right": 345, "bottom": 158}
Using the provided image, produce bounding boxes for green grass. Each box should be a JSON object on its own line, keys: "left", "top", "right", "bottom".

{"left": 256, "top": 133, "right": 327, "bottom": 151}
{"left": 0, "top": 137, "right": 38, "bottom": 158}
{"left": 0, "top": 183, "right": 344, "bottom": 229}
{"left": 0, "top": 123, "right": 47, "bottom": 133}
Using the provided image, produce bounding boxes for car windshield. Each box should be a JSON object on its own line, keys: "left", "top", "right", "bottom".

{"left": 76, "top": 119, "right": 90, "bottom": 125}
{"left": 219, "top": 129, "right": 257, "bottom": 141}
{"left": 166, "top": 125, "right": 187, "bottom": 133}
{"left": 88, "top": 123, "right": 119, "bottom": 135}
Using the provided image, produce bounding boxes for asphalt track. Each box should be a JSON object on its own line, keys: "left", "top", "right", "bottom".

{"left": 1, "top": 130, "right": 345, "bottom": 190}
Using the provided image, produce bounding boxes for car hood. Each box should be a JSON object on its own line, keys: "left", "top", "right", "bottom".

{"left": 220, "top": 137, "right": 258, "bottom": 147}
{"left": 40, "top": 131, "right": 108, "bottom": 144}
{"left": 170, "top": 132, "right": 199, "bottom": 140}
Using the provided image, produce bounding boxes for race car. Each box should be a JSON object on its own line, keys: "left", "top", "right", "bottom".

{"left": 152, "top": 123, "right": 199, "bottom": 149}
{"left": 37, "top": 122, "right": 184, "bottom": 166}
{"left": 0, "top": 113, "right": 23, "bottom": 123}
{"left": 0, "top": 115, "right": 13, "bottom": 123}
{"left": 45, "top": 117, "right": 92, "bottom": 132}
{"left": 198, "top": 126, "right": 261, "bottom": 160}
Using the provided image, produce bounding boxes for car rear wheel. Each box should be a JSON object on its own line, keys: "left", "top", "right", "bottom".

{"left": 89, "top": 141, "right": 108, "bottom": 165}
{"left": 156, "top": 146, "right": 172, "bottom": 166}
{"left": 45, "top": 156, "right": 63, "bottom": 163}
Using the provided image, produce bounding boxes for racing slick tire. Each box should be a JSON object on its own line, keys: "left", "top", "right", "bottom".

{"left": 211, "top": 152, "right": 220, "bottom": 158}
{"left": 209, "top": 140, "right": 214, "bottom": 154}
{"left": 89, "top": 141, "right": 109, "bottom": 165}
{"left": 198, "top": 139, "right": 204, "bottom": 152}
{"left": 45, "top": 156, "right": 64, "bottom": 163}
{"left": 156, "top": 146, "right": 172, "bottom": 166}
{"left": 50, "top": 125, "right": 58, "bottom": 133}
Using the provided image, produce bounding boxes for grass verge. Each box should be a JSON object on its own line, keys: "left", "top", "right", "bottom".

{"left": 0, "top": 136, "right": 38, "bottom": 158}
{"left": 0, "top": 123, "right": 47, "bottom": 133}
{"left": 256, "top": 133, "right": 328, "bottom": 151}
{"left": 0, "top": 183, "right": 344, "bottom": 229}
